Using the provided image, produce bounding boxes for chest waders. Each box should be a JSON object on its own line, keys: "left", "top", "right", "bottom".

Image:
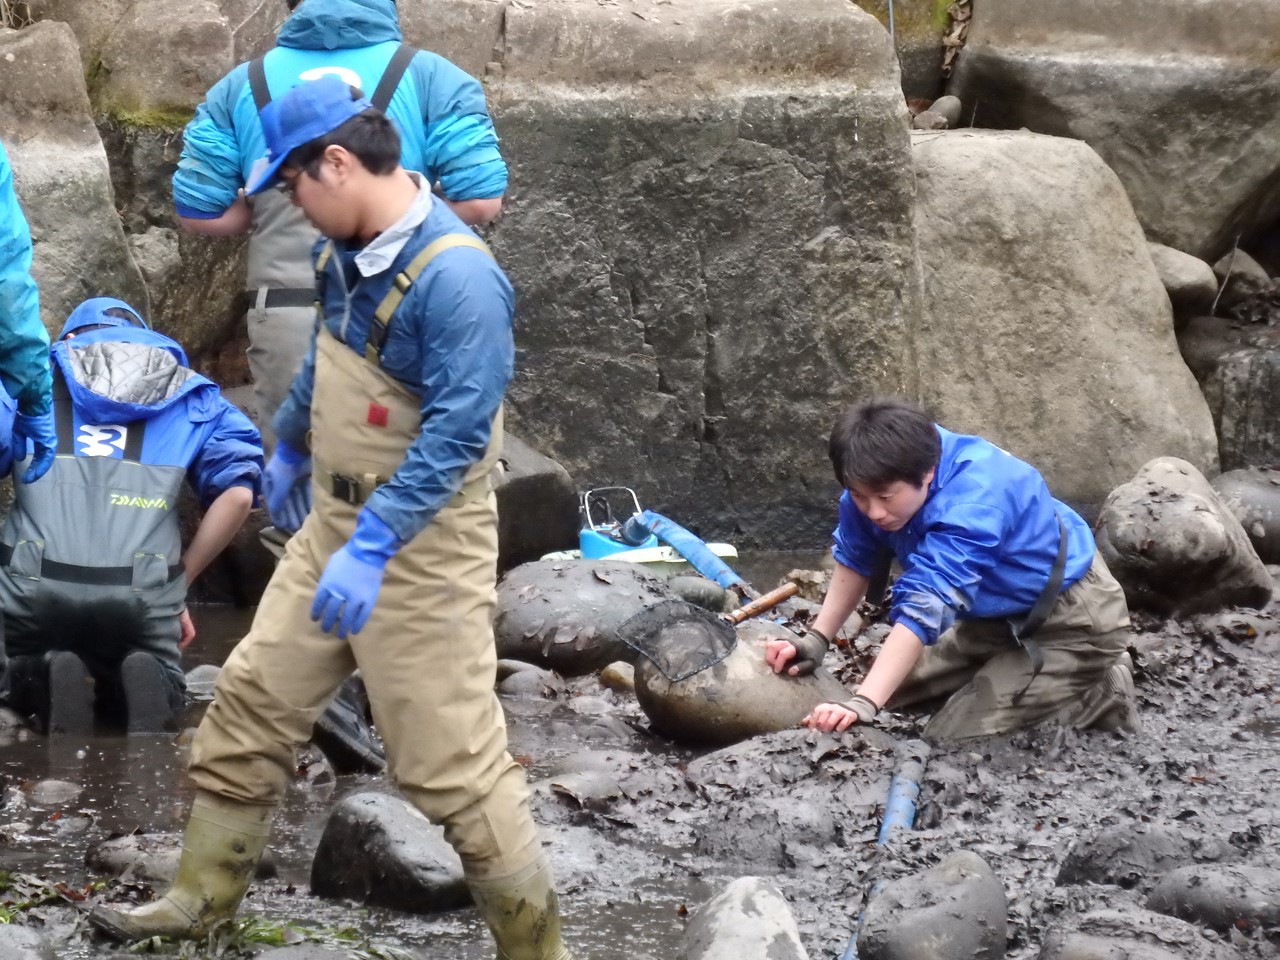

{"left": 241, "top": 43, "right": 417, "bottom": 449}
{"left": 0, "top": 371, "right": 186, "bottom": 674}
{"left": 92, "top": 235, "right": 576, "bottom": 959}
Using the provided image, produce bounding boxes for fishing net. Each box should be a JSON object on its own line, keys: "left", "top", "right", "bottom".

{"left": 616, "top": 599, "right": 737, "bottom": 682}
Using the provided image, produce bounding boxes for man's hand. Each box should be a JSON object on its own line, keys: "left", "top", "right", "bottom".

{"left": 12, "top": 410, "right": 56, "bottom": 483}
{"left": 765, "top": 626, "right": 829, "bottom": 677}
{"left": 802, "top": 695, "right": 878, "bottom": 732}
{"left": 263, "top": 439, "right": 311, "bottom": 532}
{"left": 311, "top": 510, "right": 401, "bottom": 640}
{"left": 178, "top": 608, "right": 197, "bottom": 650}
{"left": 765, "top": 637, "right": 799, "bottom": 674}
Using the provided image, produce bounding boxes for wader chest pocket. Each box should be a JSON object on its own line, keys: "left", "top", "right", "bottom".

{"left": 7, "top": 539, "right": 45, "bottom": 579}
{"left": 132, "top": 552, "right": 170, "bottom": 591}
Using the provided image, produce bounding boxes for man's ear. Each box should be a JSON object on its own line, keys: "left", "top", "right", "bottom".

{"left": 322, "top": 144, "right": 355, "bottom": 181}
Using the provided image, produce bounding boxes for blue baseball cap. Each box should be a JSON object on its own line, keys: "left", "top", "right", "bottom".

{"left": 245, "top": 75, "right": 374, "bottom": 195}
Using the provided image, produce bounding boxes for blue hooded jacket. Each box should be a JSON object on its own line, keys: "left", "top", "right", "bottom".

{"left": 52, "top": 298, "right": 263, "bottom": 505}
{"left": 173, "top": 0, "right": 505, "bottom": 219}
{"left": 0, "top": 141, "right": 52, "bottom": 417}
{"left": 832, "top": 426, "right": 1097, "bottom": 646}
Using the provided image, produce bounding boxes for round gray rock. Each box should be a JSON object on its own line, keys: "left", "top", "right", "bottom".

{"left": 495, "top": 559, "right": 675, "bottom": 675}
{"left": 634, "top": 620, "right": 851, "bottom": 745}
{"left": 1057, "top": 822, "right": 1196, "bottom": 891}
{"left": 87, "top": 832, "right": 278, "bottom": 883}
{"left": 1096, "top": 457, "right": 1272, "bottom": 615}
{"left": 859, "top": 850, "right": 1007, "bottom": 960}
{"left": 1147, "top": 864, "right": 1280, "bottom": 933}
{"left": 1040, "top": 907, "right": 1243, "bottom": 960}
{"left": 1147, "top": 242, "right": 1218, "bottom": 316}
{"left": 1211, "top": 466, "right": 1280, "bottom": 564}
{"left": 310, "top": 793, "right": 470, "bottom": 915}
{"left": 679, "top": 876, "right": 809, "bottom": 960}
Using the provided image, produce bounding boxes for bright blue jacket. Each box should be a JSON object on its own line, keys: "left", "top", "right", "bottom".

{"left": 832, "top": 426, "right": 1096, "bottom": 646}
{"left": 0, "top": 141, "right": 52, "bottom": 416}
{"left": 53, "top": 300, "right": 263, "bottom": 505}
{"left": 173, "top": 0, "right": 505, "bottom": 219}
{"left": 274, "top": 196, "right": 513, "bottom": 543}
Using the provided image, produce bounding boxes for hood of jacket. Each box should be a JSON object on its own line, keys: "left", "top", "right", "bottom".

{"left": 51, "top": 330, "right": 219, "bottom": 424}
{"left": 277, "top": 0, "right": 401, "bottom": 51}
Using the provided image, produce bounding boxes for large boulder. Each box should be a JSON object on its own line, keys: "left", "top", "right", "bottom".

{"left": 487, "top": 0, "right": 920, "bottom": 547}
{"left": 1211, "top": 466, "right": 1280, "bottom": 564}
{"left": 1039, "top": 908, "right": 1243, "bottom": 960}
{"left": 912, "top": 130, "right": 1218, "bottom": 517}
{"left": 494, "top": 559, "right": 677, "bottom": 675}
{"left": 0, "top": 21, "right": 149, "bottom": 332}
{"left": 310, "top": 793, "right": 471, "bottom": 915}
{"left": 859, "top": 850, "right": 1008, "bottom": 960}
{"left": 494, "top": 434, "right": 579, "bottom": 574}
{"left": 679, "top": 877, "right": 810, "bottom": 960}
{"left": 1095, "top": 457, "right": 1272, "bottom": 615}
{"left": 634, "top": 619, "right": 851, "bottom": 745}
{"left": 947, "top": 0, "right": 1280, "bottom": 261}
{"left": 1177, "top": 315, "right": 1280, "bottom": 471}
{"left": 1147, "top": 864, "right": 1280, "bottom": 934}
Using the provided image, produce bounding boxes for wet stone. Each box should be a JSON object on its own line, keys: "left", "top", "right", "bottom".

{"left": 1211, "top": 466, "right": 1280, "bottom": 565}
{"left": 679, "top": 876, "right": 809, "bottom": 960}
{"left": 25, "top": 780, "right": 82, "bottom": 806}
{"left": 253, "top": 948, "right": 370, "bottom": 960}
{"left": 1147, "top": 864, "right": 1280, "bottom": 934}
{"left": 1057, "top": 821, "right": 1199, "bottom": 891}
{"left": 87, "top": 832, "right": 278, "bottom": 883}
{"left": 859, "top": 850, "right": 1008, "bottom": 960}
{"left": 1040, "top": 907, "right": 1242, "bottom": 960}
{"left": 494, "top": 559, "right": 676, "bottom": 674}
{"left": 667, "top": 575, "right": 736, "bottom": 612}
{"left": 496, "top": 660, "right": 565, "bottom": 699}
{"left": 0, "top": 927, "right": 57, "bottom": 960}
{"left": 598, "top": 660, "right": 635, "bottom": 693}
{"left": 310, "top": 793, "right": 470, "bottom": 915}
{"left": 634, "top": 620, "right": 852, "bottom": 746}
{"left": 183, "top": 663, "right": 221, "bottom": 701}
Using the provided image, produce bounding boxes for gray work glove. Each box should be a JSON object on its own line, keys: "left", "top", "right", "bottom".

{"left": 837, "top": 694, "right": 879, "bottom": 724}
{"left": 787, "top": 626, "right": 830, "bottom": 676}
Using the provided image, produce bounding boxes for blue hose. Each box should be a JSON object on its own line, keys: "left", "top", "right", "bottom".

{"left": 840, "top": 741, "right": 930, "bottom": 960}
{"left": 631, "top": 510, "right": 748, "bottom": 593}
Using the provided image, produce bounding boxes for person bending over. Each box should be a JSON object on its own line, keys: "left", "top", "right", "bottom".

{"left": 0, "top": 299, "right": 262, "bottom": 736}
{"left": 766, "top": 397, "right": 1138, "bottom": 740}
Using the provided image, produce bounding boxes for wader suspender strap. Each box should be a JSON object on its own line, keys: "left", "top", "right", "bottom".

{"left": 1009, "top": 516, "right": 1069, "bottom": 703}
{"left": 364, "top": 234, "right": 494, "bottom": 364}
{"left": 248, "top": 55, "right": 270, "bottom": 111}
{"left": 248, "top": 41, "right": 412, "bottom": 118}
{"left": 51, "top": 367, "right": 148, "bottom": 460}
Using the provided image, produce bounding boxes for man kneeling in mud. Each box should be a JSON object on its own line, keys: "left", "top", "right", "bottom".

{"left": 766, "top": 397, "right": 1138, "bottom": 740}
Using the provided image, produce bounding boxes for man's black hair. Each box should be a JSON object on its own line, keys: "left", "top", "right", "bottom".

{"left": 828, "top": 397, "right": 941, "bottom": 491}
{"left": 284, "top": 86, "right": 401, "bottom": 179}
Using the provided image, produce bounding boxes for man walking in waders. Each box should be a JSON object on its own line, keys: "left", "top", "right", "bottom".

{"left": 90, "top": 77, "right": 575, "bottom": 960}
{"left": 175, "top": 0, "right": 505, "bottom": 455}
{"left": 766, "top": 397, "right": 1138, "bottom": 739}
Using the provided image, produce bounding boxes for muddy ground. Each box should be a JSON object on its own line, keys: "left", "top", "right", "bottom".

{"left": 1, "top": 563, "right": 1277, "bottom": 959}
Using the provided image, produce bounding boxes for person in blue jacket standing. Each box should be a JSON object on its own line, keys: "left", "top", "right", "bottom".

{"left": 90, "top": 78, "right": 573, "bottom": 960}
{"left": 766, "top": 397, "right": 1138, "bottom": 740}
{"left": 0, "top": 141, "right": 56, "bottom": 483}
{"left": 175, "top": 0, "right": 506, "bottom": 453}
{"left": 0, "top": 298, "right": 263, "bottom": 736}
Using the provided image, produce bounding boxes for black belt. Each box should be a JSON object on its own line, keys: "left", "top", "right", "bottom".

{"left": 242, "top": 287, "right": 315, "bottom": 313}
{"left": 1009, "top": 516, "right": 1070, "bottom": 703}
{"left": 0, "top": 543, "right": 183, "bottom": 587}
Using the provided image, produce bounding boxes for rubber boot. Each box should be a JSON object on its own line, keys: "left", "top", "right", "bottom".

{"left": 1074, "top": 651, "right": 1140, "bottom": 734}
{"left": 468, "top": 855, "right": 575, "bottom": 960}
{"left": 120, "top": 651, "right": 182, "bottom": 735}
{"left": 88, "top": 791, "right": 273, "bottom": 941}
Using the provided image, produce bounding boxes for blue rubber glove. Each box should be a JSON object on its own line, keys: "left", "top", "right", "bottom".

{"left": 312, "top": 509, "right": 403, "bottom": 639}
{"left": 12, "top": 410, "right": 56, "bottom": 484}
{"left": 263, "top": 439, "right": 311, "bottom": 532}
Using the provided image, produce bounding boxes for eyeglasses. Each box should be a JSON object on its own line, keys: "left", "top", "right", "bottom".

{"left": 276, "top": 174, "right": 301, "bottom": 201}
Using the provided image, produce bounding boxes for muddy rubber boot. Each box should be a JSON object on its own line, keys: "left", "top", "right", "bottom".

{"left": 120, "top": 651, "right": 181, "bottom": 735}
{"left": 44, "top": 651, "right": 95, "bottom": 736}
{"left": 469, "top": 856, "right": 575, "bottom": 960}
{"left": 88, "top": 791, "right": 273, "bottom": 941}
{"left": 1075, "top": 652, "right": 1140, "bottom": 734}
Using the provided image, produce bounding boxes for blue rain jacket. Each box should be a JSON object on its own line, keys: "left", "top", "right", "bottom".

{"left": 173, "top": 0, "right": 505, "bottom": 219}
{"left": 273, "top": 200, "right": 513, "bottom": 543}
{"left": 0, "top": 141, "right": 52, "bottom": 416}
{"left": 53, "top": 300, "right": 263, "bottom": 505}
{"left": 833, "top": 426, "right": 1096, "bottom": 646}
